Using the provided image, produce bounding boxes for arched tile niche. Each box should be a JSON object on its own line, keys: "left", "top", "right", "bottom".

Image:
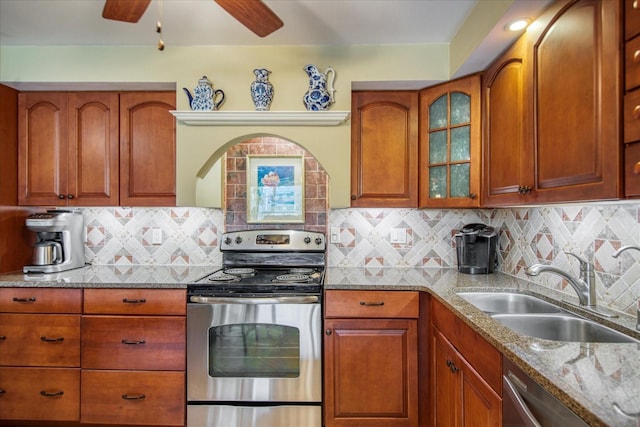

{"left": 196, "top": 134, "right": 329, "bottom": 233}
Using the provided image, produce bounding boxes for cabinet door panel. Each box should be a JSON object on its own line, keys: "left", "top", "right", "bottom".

{"left": 0, "top": 367, "right": 80, "bottom": 421}
{"left": 17, "top": 92, "right": 68, "bottom": 206}
{"left": 431, "top": 328, "right": 459, "bottom": 427}
{"left": 532, "top": 0, "right": 620, "bottom": 202}
{"left": 0, "top": 314, "right": 80, "bottom": 367}
{"left": 461, "top": 359, "right": 501, "bottom": 427}
{"left": 324, "top": 318, "right": 418, "bottom": 427}
{"left": 119, "top": 92, "right": 176, "bottom": 206}
{"left": 625, "top": 142, "right": 640, "bottom": 197}
{"left": 68, "top": 92, "right": 119, "bottom": 206}
{"left": 351, "top": 91, "right": 418, "bottom": 207}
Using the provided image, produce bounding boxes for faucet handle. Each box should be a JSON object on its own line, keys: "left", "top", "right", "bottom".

{"left": 564, "top": 251, "right": 593, "bottom": 271}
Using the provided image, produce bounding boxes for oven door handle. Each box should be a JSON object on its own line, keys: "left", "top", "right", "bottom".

{"left": 189, "top": 295, "right": 320, "bottom": 304}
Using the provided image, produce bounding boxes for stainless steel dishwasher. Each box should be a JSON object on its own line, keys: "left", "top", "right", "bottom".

{"left": 503, "top": 358, "right": 589, "bottom": 427}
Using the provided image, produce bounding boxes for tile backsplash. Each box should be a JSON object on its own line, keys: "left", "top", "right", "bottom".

{"left": 79, "top": 202, "right": 640, "bottom": 316}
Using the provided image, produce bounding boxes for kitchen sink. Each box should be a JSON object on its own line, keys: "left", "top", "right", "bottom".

{"left": 457, "top": 291, "right": 639, "bottom": 344}
{"left": 457, "top": 292, "right": 565, "bottom": 314}
{"left": 491, "top": 313, "right": 639, "bottom": 344}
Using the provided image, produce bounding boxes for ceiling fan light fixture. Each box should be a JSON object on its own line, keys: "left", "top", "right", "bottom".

{"left": 505, "top": 18, "right": 531, "bottom": 32}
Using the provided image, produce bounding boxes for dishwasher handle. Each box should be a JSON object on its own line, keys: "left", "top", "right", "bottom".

{"left": 503, "top": 371, "right": 543, "bottom": 427}
{"left": 189, "top": 295, "right": 320, "bottom": 304}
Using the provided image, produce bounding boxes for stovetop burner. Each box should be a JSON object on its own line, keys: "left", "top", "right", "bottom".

{"left": 223, "top": 267, "right": 257, "bottom": 277}
{"left": 274, "top": 273, "right": 313, "bottom": 283}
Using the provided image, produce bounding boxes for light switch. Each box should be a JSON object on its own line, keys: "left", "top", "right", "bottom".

{"left": 390, "top": 228, "right": 407, "bottom": 244}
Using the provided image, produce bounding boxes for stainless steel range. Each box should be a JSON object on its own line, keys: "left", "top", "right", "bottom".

{"left": 187, "top": 229, "right": 326, "bottom": 427}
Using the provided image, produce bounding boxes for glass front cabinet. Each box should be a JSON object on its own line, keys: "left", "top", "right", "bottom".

{"left": 419, "top": 75, "right": 481, "bottom": 208}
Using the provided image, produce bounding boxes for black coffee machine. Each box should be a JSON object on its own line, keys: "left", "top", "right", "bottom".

{"left": 455, "top": 223, "right": 498, "bottom": 274}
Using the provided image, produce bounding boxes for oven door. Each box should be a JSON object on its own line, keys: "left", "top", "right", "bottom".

{"left": 187, "top": 296, "right": 322, "bottom": 403}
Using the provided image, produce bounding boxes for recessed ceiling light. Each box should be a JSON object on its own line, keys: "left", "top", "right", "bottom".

{"left": 506, "top": 18, "right": 531, "bottom": 32}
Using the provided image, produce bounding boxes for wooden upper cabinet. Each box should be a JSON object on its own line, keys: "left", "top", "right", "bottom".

{"left": 18, "top": 92, "right": 119, "bottom": 206}
{"left": 529, "top": 0, "right": 621, "bottom": 203}
{"left": 483, "top": 37, "right": 534, "bottom": 206}
{"left": 419, "top": 75, "right": 481, "bottom": 208}
{"left": 119, "top": 91, "right": 176, "bottom": 206}
{"left": 351, "top": 91, "right": 418, "bottom": 207}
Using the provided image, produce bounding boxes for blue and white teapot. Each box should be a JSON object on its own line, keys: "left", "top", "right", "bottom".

{"left": 183, "top": 76, "right": 225, "bottom": 111}
{"left": 302, "top": 64, "right": 336, "bottom": 111}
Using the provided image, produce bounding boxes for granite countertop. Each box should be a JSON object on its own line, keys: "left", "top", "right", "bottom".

{"left": 1, "top": 265, "right": 639, "bottom": 425}
{"left": 0, "top": 264, "right": 217, "bottom": 288}
{"left": 325, "top": 267, "right": 640, "bottom": 427}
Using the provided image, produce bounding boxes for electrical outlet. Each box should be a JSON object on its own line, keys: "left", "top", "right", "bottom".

{"left": 330, "top": 227, "right": 341, "bottom": 244}
{"left": 152, "top": 228, "right": 163, "bottom": 245}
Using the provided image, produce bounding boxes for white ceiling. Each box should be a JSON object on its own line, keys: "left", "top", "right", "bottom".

{"left": 0, "top": 0, "right": 552, "bottom": 80}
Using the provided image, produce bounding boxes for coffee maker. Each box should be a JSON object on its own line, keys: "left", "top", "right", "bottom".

{"left": 23, "top": 210, "right": 86, "bottom": 274}
{"left": 455, "top": 223, "right": 498, "bottom": 274}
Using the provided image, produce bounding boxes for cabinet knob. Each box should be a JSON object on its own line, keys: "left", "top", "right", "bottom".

{"left": 325, "top": 329, "right": 332, "bottom": 336}
{"left": 634, "top": 0, "right": 639, "bottom": 9}
{"left": 351, "top": 195, "right": 356, "bottom": 200}
{"left": 67, "top": 194, "right": 74, "bottom": 199}
{"left": 634, "top": 162, "right": 640, "bottom": 175}
{"left": 0, "top": 388, "right": 5, "bottom": 395}
{"left": 58, "top": 194, "right": 65, "bottom": 200}
{"left": 634, "top": 50, "right": 640, "bottom": 64}
{"left": 633, "top": 105, "right": 640, "bottom": 120}
{"left": 0, "top": 336, "right": 5, "bottom": 340}
{"left": 468, "top": 193, "right": 477, "bottom": 200}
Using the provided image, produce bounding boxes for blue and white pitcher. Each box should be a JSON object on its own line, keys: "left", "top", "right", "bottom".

{"left": 302, "top": 64, "right": 336, "bottom": 111}
{"left": 183, "top": 76, "right": 225, "bottom": 111}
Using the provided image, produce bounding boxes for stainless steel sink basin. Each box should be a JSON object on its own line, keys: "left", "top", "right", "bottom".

{"left": 492, "top": 314, "right": 639, "bottom": 344}
{"left": 457, "top": 292, "right": 565, "bottom": 314}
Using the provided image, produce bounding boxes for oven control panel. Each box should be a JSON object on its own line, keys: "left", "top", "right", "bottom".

{"left": 220, "top": 230, "right": 326, "bottom": 251}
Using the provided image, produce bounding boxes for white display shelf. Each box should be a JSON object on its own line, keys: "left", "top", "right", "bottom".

{"left": 170, "top": 110, "right": 351, "bottom": 126}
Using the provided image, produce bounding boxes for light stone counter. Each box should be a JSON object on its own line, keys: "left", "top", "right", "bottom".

{"left": 325, "top": 267, "right": 640, "bottom": 427}
{"left": 0, "top": 264, "right": 218, "bottom": 288}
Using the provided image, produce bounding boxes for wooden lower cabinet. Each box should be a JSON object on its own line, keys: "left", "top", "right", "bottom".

{"left": 81, "top": 370, "right": 185, "bottom": 426}
{"left": 324, "top": 290, "right": 419, "bottom": 427}
{"left": 431, "top": 298, "right": 501, "bottom": 427}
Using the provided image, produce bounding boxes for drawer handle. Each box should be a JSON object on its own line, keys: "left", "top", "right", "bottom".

{"left": 12, "top": 297, "right": 36, "bottom": 303}
{"left": 122, "top": 393, "right": 146, "bottom": 400}
{"left": 40, "top": 336, "right": 64, "bottom": 343}
{"left": 121, "top": 339, "right": 146, "bottom": 345}
{"left": 122, "top": 298, "right": 146, "bottom": 304}
{"left": 0, "top": 336, "right": 5, "bottom": 341}
{"left": 0, "top": 389, "right": 5, "bottom": 395}
{"left": 359, "top": 301, "right": 385, "bottom": 306}
{"left": 40, "top": 390, "right": 64, "bottom": 398}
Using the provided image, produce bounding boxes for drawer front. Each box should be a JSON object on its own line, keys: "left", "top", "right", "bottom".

{"left": 626, "top": 142, "right": 640, "bottom": 198}
{"left": 81, "top": 316, "right": 185, "bottom": 370}
{"left": 627, "top": 36, "right": 640, "bottom": 91}
{"left": 83, "top": 288, "right": 186, "bottom": 315}
{"left": 625, "top": 90, "right": 640, "bottom": 143}
{"left": 431, "top": 298, "right": 502, "bottom": 394}
{"left": 81, "top": 370, "right": 185, "bottom": 426}
{"left": 0, "top": 367, "right": 80, "bottom": 421}
{"left": 627, "top": 0, "right": 640, "bottom": 41}
{"left": 0, "top": 288, "right": 82, "bottom": 313}
{"left": 325, "top": 290, "right": 419, "bottom": 318}
{"left": 0, "top": 314, "right": 80, "bottom": 367}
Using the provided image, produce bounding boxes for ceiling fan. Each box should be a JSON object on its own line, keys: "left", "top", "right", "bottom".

{"left": 101, "top": 0, "right": 284, "bottom": 38}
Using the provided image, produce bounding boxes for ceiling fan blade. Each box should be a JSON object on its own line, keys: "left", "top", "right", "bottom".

{"left": 214, "top": 0, "right": 284, "bottom": 37}
{"left": 102, "top": 0, "right": 151, "bottom": 23}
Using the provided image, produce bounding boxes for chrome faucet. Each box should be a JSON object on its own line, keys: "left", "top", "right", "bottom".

{"left": 612, "top": 245, "right": 640, "bottom": 330}
{"left": 525, "top": 252, "right": 596, "bottom": 307}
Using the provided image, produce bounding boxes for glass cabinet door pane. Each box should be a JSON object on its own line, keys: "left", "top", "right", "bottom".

{"left": 450, "top": 163, "right": 470, "bottom": 198}
{"left": 450, "top": 92, "right": 470, "bottom": 125}
{"left": 429, "top": 166, "right": 447, "bottom": 199}
{"left": 429, "top": 130, "right": 448, "bottom": 164}
{"left": 450, "top": 126, "right": 470, "bottom": 161}
{"left": 429, "top": 95, "right": 448, "bottom": 129}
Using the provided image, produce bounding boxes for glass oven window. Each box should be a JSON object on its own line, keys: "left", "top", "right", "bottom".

{"left": 209, "top": 323, "right": 300, "bottom": 378}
